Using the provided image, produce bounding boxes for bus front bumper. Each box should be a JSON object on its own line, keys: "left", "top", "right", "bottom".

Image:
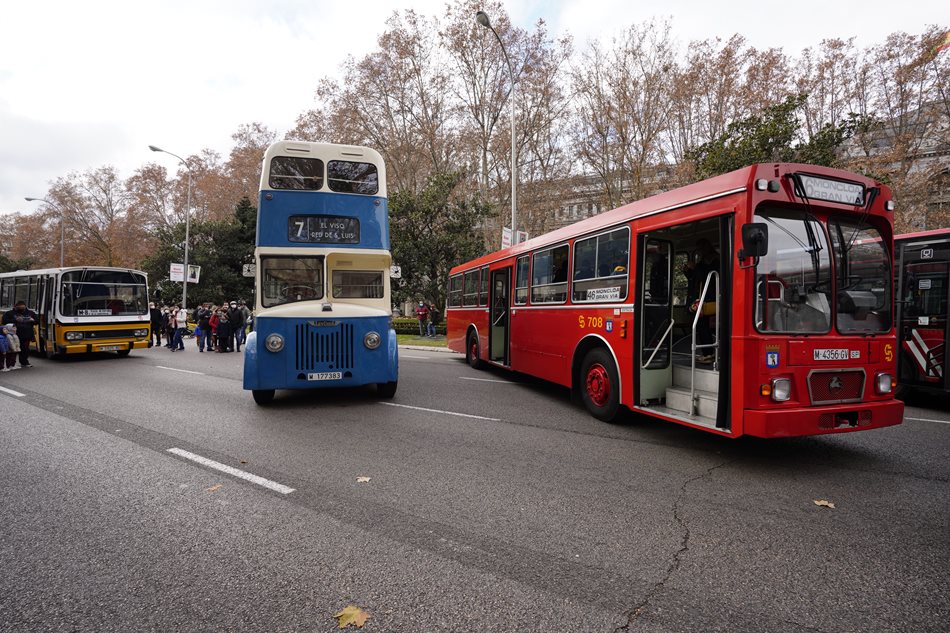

{"left": 57, "top": 340, "right": 149, "bottom": 354}
{"left": 743, "top": 399, "right": 904, "bottom": 438}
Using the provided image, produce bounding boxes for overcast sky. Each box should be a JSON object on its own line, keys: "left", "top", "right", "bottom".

{"left": 0, "top": 1, "right": 941, "bottom": 216}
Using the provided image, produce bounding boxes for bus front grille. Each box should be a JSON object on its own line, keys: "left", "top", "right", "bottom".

{"left": 807, "top": 369, "right": 865, "bottom": 405}
{"left": 295, "top": 323, "right": 355, "bottom": 371}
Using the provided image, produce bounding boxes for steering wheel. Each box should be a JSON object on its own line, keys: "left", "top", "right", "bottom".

{"left": 281, "top": 285, "right": 317, "bottom": 299}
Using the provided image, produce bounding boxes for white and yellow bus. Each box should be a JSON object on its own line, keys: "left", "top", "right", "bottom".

{"left": 0, "top": 267, "right": 151, "bottom": 358}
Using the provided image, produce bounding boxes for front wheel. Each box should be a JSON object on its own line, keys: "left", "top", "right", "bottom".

{"left": 252, "top": 389, "right": 275, "bottom": 405}
{"left": 467, "top": 333, "right": 483, "bottom": 369}
{"left": 115, "top": 348, "right": 131, "bottom": 357}
{"left": 579, "top": 347, "right": 621, "bottom": 422}
{"left": 377, "top": 381, "right": 398, "bottom": 398}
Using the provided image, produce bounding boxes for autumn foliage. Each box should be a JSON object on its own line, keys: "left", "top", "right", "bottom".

{"left": 3, "top": 1, "right": 947, "bottom": 278}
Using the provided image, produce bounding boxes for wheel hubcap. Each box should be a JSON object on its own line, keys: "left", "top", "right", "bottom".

{"left": 586, "top": 363, "right": 610, "bottom": 407}
{"left": 470, "top": 340, "right": 477, "bottom": 360}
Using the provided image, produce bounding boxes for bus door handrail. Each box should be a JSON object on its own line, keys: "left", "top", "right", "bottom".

{"left": 642, "top": 320, "right": 674, "bottom": 369}
{"left": 691, "top": 270, "right": 720, "bottom": 416}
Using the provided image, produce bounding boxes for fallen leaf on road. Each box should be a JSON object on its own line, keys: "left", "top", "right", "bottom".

{"left": 335, "top": 605, "right": 370, "bottom": 628}
{"left": 206, "top": 484, "right": 222, "bottom": 493}
{"left": 813, "top": 499, "right": 835, "bottom": 509}
{"left": 356, "top": 477, "right": 371, "bottom": 483}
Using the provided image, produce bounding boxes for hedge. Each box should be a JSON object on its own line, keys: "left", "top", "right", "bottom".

{"left": 393, "top": 317, "right": 446, "bottom": 335}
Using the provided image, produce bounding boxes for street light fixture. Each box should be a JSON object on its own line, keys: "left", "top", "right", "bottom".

{"left": 476, "top": 9, "right": 518, "bottom": 242}
{"left": 25, "top": 196, "right": 64, "bottom": 267}
{"left": 149, "top": 144, "right": 193, "bottom": 310}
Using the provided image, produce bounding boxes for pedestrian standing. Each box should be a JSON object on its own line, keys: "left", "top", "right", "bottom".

{"left": 196, "top": 307, "right": 211, "bottom": 352}
{"left": 2, "top": 324, "right": 19, "bottom": 371}
{"left": 428, "top": 304, "right": 441, "bottom": 337}
{"left": 209, "top": 306, "right": 220, "bottom": 351}
{"left": 216, "top": 309, "right": 232, "bottom": 352}
{"left": 0, "top": 325, "right": 11, "bottom": 371}
{"left": 227, "top": 301, "right": 246, "bottom": 352}
{"left": 149, "top": 302, "right": 162, "bottom": 348}
{"left": 2, "top": 300, "right": 37, "bottom": 367}
{"left": 415, "top": 301, "right": 429, "bottom": 337}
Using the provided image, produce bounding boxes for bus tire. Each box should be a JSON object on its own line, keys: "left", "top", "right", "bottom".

{"left": 580, "top": 347, "right": 620, "bottom": 422}
{"left": 252, "top": 389, "right": 275, "bottom": 405}
{"left": 42, "top": 338, "right": 58, "bottom": 360}
{"left": 467, "top": 332, "right": 483, "bottom": 369}
{"left": 377, "top": 381, "right": 398, "bottom": 398}
{"left": 115, "top": 348, "right": 131, "bottom": 357}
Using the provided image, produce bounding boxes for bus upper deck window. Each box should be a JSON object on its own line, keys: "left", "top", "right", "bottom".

{"left": 270, "top": 157, "right": 324, "bottom": 190}
{"left": 327, "top": 161, "right": 378, "bottom": 195}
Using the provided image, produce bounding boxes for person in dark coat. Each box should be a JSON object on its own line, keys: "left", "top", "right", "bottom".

{"left": 2, "top": 300, "right": 37, "bottom": 367}
{"left": 149, "top": 302, "right": 162, "bottom": 347}
{"left": 215, "top": 309, "right": 233, "bottom": 352}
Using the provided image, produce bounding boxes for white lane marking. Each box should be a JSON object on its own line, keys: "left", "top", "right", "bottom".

{"left": 0, "top": 386, "right": 25, "bottom": 397}
{"left": 166, "top": 448, "right": 295, "bottom": 494}
{"left": 379, "top": 402, "right": 500, "bottom": 421}
{"left": 157, "top": 366, "right": 205, "bottom": 375}
{"left": 400, "top": 355, "right": 430, "bottom": 359}
{"left": 459, "top": 377, "right": 516, "bottom": 384}
{"left": 905, "top": 416, "right": 950, "bottom": 425}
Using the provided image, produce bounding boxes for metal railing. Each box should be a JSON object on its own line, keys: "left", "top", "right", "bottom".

{"left": 642, "top": 320, "right": 674, "bottom": 369}
{"left": 690, "top": 270, "right": 720, "bottom": 415}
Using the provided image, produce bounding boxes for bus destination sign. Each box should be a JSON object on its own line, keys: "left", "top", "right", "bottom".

{"left": 797, "top": 174, "right": 865, "bottom": 206}
{"left": 289, "top": 215, "right": 360, "bottom": 244}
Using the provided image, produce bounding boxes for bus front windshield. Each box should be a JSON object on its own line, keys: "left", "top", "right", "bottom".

{"left": 261, "top": 256, "right": 324, "bottom": 307}
{"left": 61, "top": 270, "right": 148, "bottom": 317}
{"left": 754, "top": 209, "right": 892, "bottom": 335}
{"left": 829, "top": 219, "right": 891, "bottom": 333}
{"left": 754, "top": 209, "right": 833, "bottom": 333}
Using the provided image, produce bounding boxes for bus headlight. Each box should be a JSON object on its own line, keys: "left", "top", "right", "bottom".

{"left": 65, "top": 331, "right": 83, "bottom": 341}
{"left": 133, "top": 329, "right": 149, "bottom": 337}
{"left": 875, "top": 372, "right": 893, "bottom": 394}
{"left": 264, "top": 333, "right": 284, "bottom": 352}
{"left": 771, "top": 378, "right": 792, "bottom": 402}
{"left": 364, "top": 331, "right": 381, "bottom": 350}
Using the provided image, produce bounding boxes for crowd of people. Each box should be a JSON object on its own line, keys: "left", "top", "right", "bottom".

{"left": 149, "top": 300, "right": 252, "bottom": 353}
{"left": 1, "top": 300, "right": 36, "bottom": 370}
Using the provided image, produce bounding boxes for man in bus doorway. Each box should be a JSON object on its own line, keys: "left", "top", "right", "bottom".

{"left": 684, "top": 238, "right": 721, "bottom": 363}
{"left": 2, "top": 300, "right": 37, "bottom": 368}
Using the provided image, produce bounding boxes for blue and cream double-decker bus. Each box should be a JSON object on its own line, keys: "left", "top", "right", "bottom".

{"left": 243, "top": 141, "right": 398, "bottom": 404}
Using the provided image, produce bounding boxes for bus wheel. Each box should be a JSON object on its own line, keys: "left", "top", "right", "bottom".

{"left": 115, "top": 348, "right": 131, "bottom": 357}
{"left": 580, "top": 347, "right": 620, "bottom": 422}
{"left": 377, "top": 381, "right": 398, "bottom": 398}
{"left": 467, "top": 333, "right": 483, "bottom": 369}
{"left": 42, "top": 339, "right": 58, "bottom": 360}
{"left": 252, "top": 389, "right": 275, "bottom": 405}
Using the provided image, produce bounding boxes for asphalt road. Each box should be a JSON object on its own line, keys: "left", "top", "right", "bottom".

{"left": 0, "top": 343, "right": 947, "bottom": 632}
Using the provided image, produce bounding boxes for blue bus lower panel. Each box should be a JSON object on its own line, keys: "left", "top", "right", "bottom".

{"left": 243, "top": 316, "right": 398, "bottom": 391}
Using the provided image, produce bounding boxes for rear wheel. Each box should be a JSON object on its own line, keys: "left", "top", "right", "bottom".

{"left": 252, "top": 389, "right": 275, "bottom": 405}
{"left": 377, "top": 381, "right": 398, "bottom": 398}
{"left": 580, "top": 347, "right": 620, "bottom": 422}
{"left": 467, "top": 333, "right": 483, "bottom": 369}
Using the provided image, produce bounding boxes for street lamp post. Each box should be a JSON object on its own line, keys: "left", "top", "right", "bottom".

{"left": 149, "top": 145, "right": 193, "bottom": 310}
{"left": 25, "top": 196, "right": 64, "bottom": 267}
{"left": 476, "top": 9, "right": 518, "bottom": 242}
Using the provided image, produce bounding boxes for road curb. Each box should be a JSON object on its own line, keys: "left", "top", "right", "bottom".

{"left": 399, "top": 344, "right": 458, "bottom": 354}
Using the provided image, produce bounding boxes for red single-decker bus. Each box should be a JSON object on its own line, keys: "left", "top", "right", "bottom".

{"left": 448, "top": 163, "right": 904, "bottom": 438}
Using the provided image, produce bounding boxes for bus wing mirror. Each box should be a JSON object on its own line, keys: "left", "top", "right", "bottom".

{"left": 739, "top": 223, "right": 768, "bottom": 261}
